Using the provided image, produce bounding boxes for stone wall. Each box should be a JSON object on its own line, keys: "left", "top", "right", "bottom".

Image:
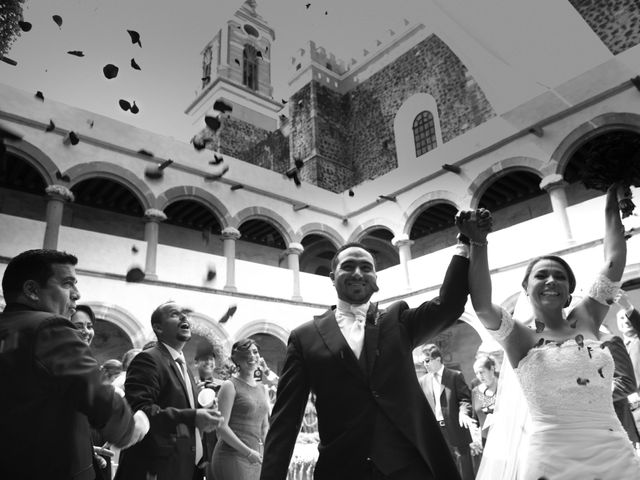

{"left": 347, "top": 34, "right": 495, "bottom": 184}
{"left": 569, "top": 0, "right": 640, "bottom": 55}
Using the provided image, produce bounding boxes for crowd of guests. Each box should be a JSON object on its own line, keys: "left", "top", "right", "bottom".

{"left": 3, "top": 182, "right": 640, "bottom": 479}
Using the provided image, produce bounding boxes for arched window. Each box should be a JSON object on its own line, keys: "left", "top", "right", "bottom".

{"left": 413, "top": 111, "right": 437, "bottom": 157}
{"left": 243, "top": 45, "right": 258, "bottom": 91}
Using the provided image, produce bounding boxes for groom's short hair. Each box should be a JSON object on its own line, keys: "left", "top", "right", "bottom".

{"left": 330, "top": 242, "right": 375, "bottom": 272}
{"left": 422, "top": 344, "right": 441, "bottom": 360}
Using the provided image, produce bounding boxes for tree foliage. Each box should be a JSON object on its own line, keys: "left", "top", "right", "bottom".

{"left": 0, "top": 0, "right": 25, "bottom": 57}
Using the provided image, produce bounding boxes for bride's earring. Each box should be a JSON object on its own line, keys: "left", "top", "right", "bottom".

{"left": 564, "top": 295, "right": 572, "bottom": 308}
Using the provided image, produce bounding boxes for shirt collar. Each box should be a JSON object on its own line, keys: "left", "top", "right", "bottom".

{"left": 336, "top": 299, "right": 370, "bottom": 317}
{"left": 162, "top": 342, "right": 183, "bottom": 362}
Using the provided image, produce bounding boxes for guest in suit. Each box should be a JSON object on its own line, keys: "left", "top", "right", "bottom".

{"left": 260, "top": 237, "right": 473, "bottom": 480}
{"left": 115, "top": 301, "right": 223, "bottom": 480}
{"left": 0, "top": 249, "right": 148, "bottom": 480}
{"left": 418, "top": 344, "right": 475, "bottom": 480}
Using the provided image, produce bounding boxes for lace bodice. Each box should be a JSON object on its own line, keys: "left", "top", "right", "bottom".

{"left": 516, "top": 338, "right": 615, "bottom": 422}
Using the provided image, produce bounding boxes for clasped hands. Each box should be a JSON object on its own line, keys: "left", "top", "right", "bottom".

{"left": 455, "top": 208, "right": 493, "bottom": 243}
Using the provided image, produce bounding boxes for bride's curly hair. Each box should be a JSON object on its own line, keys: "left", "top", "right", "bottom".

{"left": 521, "top": 255, "right": 577, "bottom": 294}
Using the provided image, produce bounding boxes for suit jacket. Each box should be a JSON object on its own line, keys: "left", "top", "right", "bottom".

{"left": 260, "top": 255, "right": 469, "bottom": 480}
{"left": 0, "top": 304, "right": 136, "bottom": 480}
{"left": 419, "top": 367, "right": 473, "bottom": 449}
{"left": 116, "top": 342, "right": 201, "bottom": 480}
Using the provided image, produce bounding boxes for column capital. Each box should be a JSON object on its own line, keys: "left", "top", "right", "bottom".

{"left": 144, "top": 208, "right": 167, "bottom": 222}
{"left": 392, "top": 234, "right": 414, "bottom": 248}
{"left": 45, "top": 184, "right": 74, "bottom": 202}
{"left": 539, "top": 174, "right": 567, "bottom": 192}
{"left": 221, "top": 227, "right": 241, "bottom": 240}
{"left": 285, "top": 242, "right": 304, "bottom": 256}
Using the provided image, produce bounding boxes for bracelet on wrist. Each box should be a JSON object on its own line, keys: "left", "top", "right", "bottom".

{"left": 470, "top": 239, "right": 488, "bottom": 247}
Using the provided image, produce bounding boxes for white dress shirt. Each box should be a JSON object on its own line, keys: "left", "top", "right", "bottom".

{"left": 335, "top": 299, "right": 370, "bottom": 359}
{"left": 431, "top": 365, "right": 445, "bottom": 421}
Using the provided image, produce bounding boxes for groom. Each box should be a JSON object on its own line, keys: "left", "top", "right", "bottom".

{"left": 260, "top": 240, "right": 471, "bottom": 480}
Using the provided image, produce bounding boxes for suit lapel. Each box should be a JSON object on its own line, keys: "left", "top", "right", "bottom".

{"left": 315, "top": 309, "right": 366, "bottom": 384}
{"left": 363, "top": 303, "right": 380, "bottom": 376}
{"left": 158, "top": 343, "right": 191, "bottom": 403}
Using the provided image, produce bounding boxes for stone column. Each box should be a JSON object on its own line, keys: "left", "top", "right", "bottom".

{"left": 43, "top": 185, "right": 74, "bottom": 250}
{"left": 540, "top": 174, "right": 573, "bottom": 242}
{"left": 392, "top": 234, "right": 414, "bottom": 292}
{"left": 222, "top": 227, "right": 241, "bottom": 292}
{"left": 286, "top": 242, "right": 304, "bottom": 301}
{"left": 143, "top": 209, "right": 167, "bottom": 280}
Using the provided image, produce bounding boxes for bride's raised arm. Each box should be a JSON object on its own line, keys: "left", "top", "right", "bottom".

{"left": 456, "top": 211, "right": 535, "bottom": 365}
{"left": 572, "top": 184, "right": 628, "bottom": 332}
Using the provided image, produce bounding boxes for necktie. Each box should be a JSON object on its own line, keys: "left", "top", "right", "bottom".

{"left": 348, "top": 306, "right": 367, "bottom": 359}
{"left": 176, "top": 356, "right": 203, "bottom": 464}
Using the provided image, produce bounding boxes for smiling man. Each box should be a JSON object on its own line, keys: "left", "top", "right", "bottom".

{"left": 261, "top": 240, "right": 472, "bottom": 480}
{"left": 0, "top": 249, "right": 148, "bottom": 480}
{"left": 116, "top": 301, "right": 224, "bottom": 480}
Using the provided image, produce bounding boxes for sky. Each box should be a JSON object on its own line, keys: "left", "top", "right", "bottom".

{"left": 1, "top": 0, "right": 427, "bottom": 142}
{"left": 1, "top": 0, "right": 613, "bottom": 143}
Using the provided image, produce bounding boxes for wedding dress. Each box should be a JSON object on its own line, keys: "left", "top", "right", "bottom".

{"left": 478, "top": 309, "right": 640, "bottom": 480}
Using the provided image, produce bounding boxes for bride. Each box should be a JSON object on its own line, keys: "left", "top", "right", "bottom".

{"left": 457, "top": 183, "right": 640, "bottom": 479}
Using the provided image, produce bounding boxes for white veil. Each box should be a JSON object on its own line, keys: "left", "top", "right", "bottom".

{"left": 476, "top": 291, "right": 533, "bottom": 480}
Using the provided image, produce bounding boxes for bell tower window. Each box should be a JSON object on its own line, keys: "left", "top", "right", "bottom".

{"left": 243, "top": 45, "right": 259, "bottom": 91}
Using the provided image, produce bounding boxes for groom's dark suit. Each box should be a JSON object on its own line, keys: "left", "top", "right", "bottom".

{"left": 260, "top": 255, "right": 469, "bottom": 480}
{"left": 116, "top": 342, "right": 202, "bottom": 480}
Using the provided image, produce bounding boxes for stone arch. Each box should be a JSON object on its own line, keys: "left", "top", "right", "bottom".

{"left": 188, "top": 311, "right": 233, "bottom": 351}
{"left": 551, "top": 112, "right": 640, "bottom": 176}
{"left": 403, "top": 190, "right": 462, "bottom": 236}
{"left": 468, "top": 157, "right": 546, "bottom": 209}
{"left": 394, "top": 93, "right": 443, "bottom": 165}
{"left": 234, "top": 319, "right": 289, "bottom": 345}
{"left": 88, "top": 302, "right": 147, "bottom": 348}
{"left": 4, "top": 140, "right": 57, "bottom": 185}
{"left": 66, "top": 162, "right": 154, "bottom": 211}
{"left": 295, "top": 223, "right": 344, "bottom": 248}
{"left": 231, "top": 207, "right": 294, "bottom": 245}
{"left": 347, "top": 219, "right": 402, "bottom": 243}
{"left": 156, "top": 186, "right": 232, "bottom": 228}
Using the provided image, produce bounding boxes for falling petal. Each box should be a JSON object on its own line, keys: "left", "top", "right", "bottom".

{"left": 0, "top": 56, "right": 17, "bottom": 66}
{"left": 45, "top": 119, "right": 55, "bottom": 132}
{"left": 137, "top": 149, "right": 154, "bottom": 157}
{"left": 576, "top": 377, "right": 590, "bottom": 386}
{"left": 131, "top": 245, "right": 139, "bottom": 254}
{"left": 130, "top": 58, "right": 141, "bottom": 70}
{"left": 294, "top": 158, "right": 304, "bottom": 169}
{"left": 206, "top": 267, "right": 216, "bottom": 281}
{"left": 68, "top": 131, "right": 79, "bottom": 145}
{"left": 281, "top": 99, "right": 288, "bottom": 104}
{"left": 144, "top": 166, "right": 163, "bottom": 180}
{"left": 205, "top": 115, "right": 221, "bottom": 131}
{"left": 87, "top": 119, "right": 94, "bottom": 128}
{"left": 34, "top": 91, "right": 44, "bottom": 101}
{"left": 52, "top": 15, "right": 63, "bottom": 28}
{"left": 305, "top": 3, "right": 311, "bottom": 8}
{"left": 213, "top": 100, "right": 233, "bottom": 113}
{"left": 67, "top": 51, "right": 84, "bottom": 57}
{"left": 192, "top": 136, "right": 206, "bottom": 151}
{"left": 127, "top": 29, "right": 142, "bottom": 47}
{"left": 130, "top": 101, "right": 139, "bottom": 114}
{"left": 118, "top": 99, "right": 131, "bottom": 111}
{"left": 348, "top": 189, "right": 355, "bottom": 197}
{"left": 597, "top": 367, "right": 604, "bottom": 378}
{"left": 209, "top": 154, "right": 224, "bottom": 165}
{"left": 125, "top": 267, "right": 145, "bottom": 282}
{"left": 234, "top": 58, "right": 240, "bottom": 65}
{"left": 18, "top": 21, "right": 32, "bottom": 32}
{"left": 103, "top": 64, "right": 119, "bottom": 79}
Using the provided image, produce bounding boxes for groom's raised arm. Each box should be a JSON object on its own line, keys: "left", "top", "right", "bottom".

{"left": 401, "top": 248, "right": 470, "bottom": 347}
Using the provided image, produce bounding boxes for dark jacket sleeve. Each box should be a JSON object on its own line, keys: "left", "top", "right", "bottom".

{"left": 34, "top": 318, "right": 136, "bottom": 447}
{"left": 604, "top": 336, "right": 638, "bottom": 402}
{"left": 626, "top": 309, "right": 640, "bottom": 334}
{"left": 455, "top": 371, "right": 473, "bottom": 417}
{"left": 260, "top": 330, "right": 310, "bottom": 480}
{"left": 400, "top": 255, "right": 469, "bottom": 347}
{"left": 124, "top": 351, "right": 196, "bottom": 433}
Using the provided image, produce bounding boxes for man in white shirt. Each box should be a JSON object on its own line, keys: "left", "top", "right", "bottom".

{"left": 116, "top": 301, "right": 223, "bottom": 480}
{"left": 261, "top": 239, "right": 473, "bottom": 480}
